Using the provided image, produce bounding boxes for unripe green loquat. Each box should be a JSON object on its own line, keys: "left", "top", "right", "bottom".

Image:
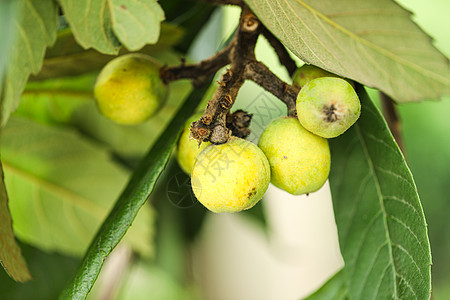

{"left": 296, "top": 77, "right": 361, "bottom": 138}
{"left": 191, "top": 137, "right": 270, "bottom": 213}
{"left": 94, "top": 53, "right": 168, "bottom": 125}
{"left": 258, "top": 117, "right": 330, "bottom": 195}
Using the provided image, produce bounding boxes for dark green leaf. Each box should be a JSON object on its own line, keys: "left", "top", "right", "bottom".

{"left": 0, "top": 244, "right": 79, "bottom": 300}
{"left": 329, "top": 85, "right": 432, "bottom": 299}
{"left": 303, "top": 270, "right": 348, "bottom": 300}
{"left": 1, "top": 0, "right": 59, "bottom": 126}
{"left": 244, "top": 0, "right": 450, "bottom": 103}
{"left": 0, "top": 163, "right": 32, "bottom": 282}
{"left": 1, "top": 117, "right": 153, "bottom": 257}
{"left": 59, "top": 80, "right": 211, "bottom": 299}
{"left": 57, "top": 0, "right": 164, "bottom": 54}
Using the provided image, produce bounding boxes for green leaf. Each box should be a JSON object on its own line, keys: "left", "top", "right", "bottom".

{"left": 1, "top": 117, "right": 153, "bottom": 258}
{"left": 1, "top": 0, "right": 58, "bottom": 127}
{"left": 0, "top": 244, "right": 79, "bottom": 300}
{"left": 0, "top": 0, "right": 17, "bottom": 78}
{"left": 329, "top": 85, "right": 432, "bottom": 299}
{"left": 303, "top": 270, "right": 348, "bottom": 300}
{"left": 32, "top": 23, "right": 183, "bottom": 80}
{"left": 244, "top": 0, "right": 450, "bottom": 103}
{"left": 16, "top": 73, "right": 96, "bottom": 125}
{"left": 109, "top": 0, "right": 165, "bottom": 51}
{"left": 57, "top": 0, "right": 121, "bottom": 54}
{"left": 57, "top": 0, "right": 164, "bottom": 55}
{"left": 0, "top": 162, "right": 32, "bottom": 282}
{"left": 59, "top": 80, "right": 211, "bottom": 299}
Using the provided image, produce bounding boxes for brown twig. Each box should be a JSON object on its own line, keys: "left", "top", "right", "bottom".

{"left": 226, "top": 110, "right": 252, "bottom": 138}
{"left": 380, "top": 92, "right": 405, "bottom": 156}
{"left": 160, "top": 41, "right": 234, "bottom": 88}
{"left": 190, "top": 6, "right": 261, "bottom": 144}
{"left": 244, "top": 61, "right": 299, "bottom": 116}
{"left": 161, "top": 4, "right": 301, "bottom": 144}
{"left": 261, "top": 27, "right": 298, "bottom": 77}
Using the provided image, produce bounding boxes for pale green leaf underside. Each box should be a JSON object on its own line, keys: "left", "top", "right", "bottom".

{"left": 0, "top": 162, "right": 32, "bottom": 282}
{"left": 1, "top": 0, "right": 58, "bottom": 127}
{"left": 57, "top": 0, "right": 164, "bottom": 54}
{"left": 57, "top": 0, "right": 121, "bottom": 54}
{"left": 245, "top": 0, "right": 450, "bottom": 102}
{"left": 329, "top": 86, "right": 431, "bottom": 299}
{"left": 1, "top": 117, "right": 153, "bottom": 257}
{"left": 32, "top": 23, "right": 182, "bottom": 80}
{"left": 110, "top": 0, "right": 164, "bottom": 51}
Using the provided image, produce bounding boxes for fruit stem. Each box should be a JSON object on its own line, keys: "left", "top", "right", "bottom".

{"left": 160, "top": 41, "right": 234, "bottom": 88}
{"left": 244, "top": 61, "right": 299, "bottom": 117}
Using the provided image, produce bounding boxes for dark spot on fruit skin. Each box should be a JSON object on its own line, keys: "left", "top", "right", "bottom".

{"left": 323, "top": 104, "right": 339, "bottom": 122}
{"left": 121, "top": 5, "right": 127, "bottom": 10}
{"left": 283, "top": 155, "right": 288, "bottom": 159}
{"left": 247, "top": 187, "right": 257, "bottom": 198}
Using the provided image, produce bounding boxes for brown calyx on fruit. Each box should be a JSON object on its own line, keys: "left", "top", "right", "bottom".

{"left": 323, "top": 103, "right": 341, "bottom": 123}
{"left": 226, "top": 109, "right": 252, "bottom": 138}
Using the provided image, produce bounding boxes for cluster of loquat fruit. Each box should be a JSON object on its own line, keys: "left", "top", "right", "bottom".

{"left": 93, "top": 54, "right": 360, "bottom": 213}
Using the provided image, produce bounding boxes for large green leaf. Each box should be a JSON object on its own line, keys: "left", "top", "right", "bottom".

{"left": 57, "top": 0, "right": 164, "bottom": 54}
{"left": 1, "top": 0, "right": 58, "bottom": 127}
{"left": 59, "top": 81, "right": 211, "bottom": 300}
{"left": 1, "top": 117, "right": 153, "bottom": 258}
{"left": 244, "top": 0, "right": 450, "bottom": 103}
{"left": 329, "top": 86, "right": 431, "bottom": 299}
{"left": 0, "top": 163, "right": 32, "bottom": 282}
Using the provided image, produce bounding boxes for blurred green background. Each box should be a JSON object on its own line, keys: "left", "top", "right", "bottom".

{"left": 0, "top": 0, "right": 449, "bottom": 299}
{"left": 378, "top": 1, "right": 450, "bottom": 298}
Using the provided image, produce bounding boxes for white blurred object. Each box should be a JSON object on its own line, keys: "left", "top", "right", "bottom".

{"left": 192, "top": 182, "right": 343, "bottom": 300}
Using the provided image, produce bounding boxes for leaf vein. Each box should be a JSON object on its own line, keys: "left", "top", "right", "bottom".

{"left": 355, "top": 123, "right": 398, "bottom": 297}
